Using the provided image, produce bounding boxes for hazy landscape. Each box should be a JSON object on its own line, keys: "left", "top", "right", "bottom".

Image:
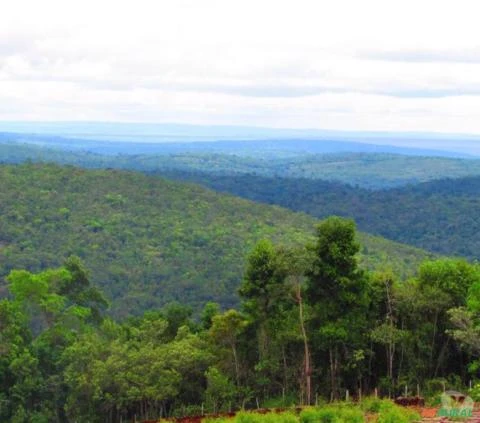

{"left": 2, "top": 124, "right": 480, "bottom": 422}
{"left": 3, "top": 1, "right": 480, "bottom": 422}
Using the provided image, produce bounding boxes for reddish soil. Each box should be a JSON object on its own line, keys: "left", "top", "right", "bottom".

{"left": 419, "top": 407, "right": 439, "bottom": 418}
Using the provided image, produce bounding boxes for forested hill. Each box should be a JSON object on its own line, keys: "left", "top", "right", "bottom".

{"left": 158, "top": 171, "right": 480, "bottom": 259}
{"left": 0, "top": 164, "right": 432, "bottom": 317}
{"left": 3, "top": 140, "right": 480, "bottom": 189}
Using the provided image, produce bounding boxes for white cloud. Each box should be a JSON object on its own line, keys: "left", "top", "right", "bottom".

{"left": 1, "top": 0, "right": 480, "bottom": 133}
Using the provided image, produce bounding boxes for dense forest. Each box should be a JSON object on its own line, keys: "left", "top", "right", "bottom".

{"left": 2, "top": 148, "right": 480, "bottom": 422}
{"left": 0, "top": 164, "right": 431, "bottom": 317}
{"left": 1, "top": 217, "right": 480, "bottom": 422}
{"left": 4, "top": 1, "right": 480, "bottom": 420}
{"left": 3, "top": 140, "right": 480, "bottom": 189}
{"left": 157, "top": 171, "right": 480, "bottom": 260}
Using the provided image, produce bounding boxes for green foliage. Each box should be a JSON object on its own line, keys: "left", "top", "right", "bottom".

{"left": 2, "top": 162, "right": 479, "bottom": 422}
{"left": 205, "top": 367, "right": 237, "bottom": 412}
{"left": 418, "top": 258, "right": 479, "bottom": 306}
{"left": 4, "top": 139, "right": 480, "bottom": 189}
{"left": 306, "top": 218, "right": 370, "bottom": 399}
{"left": 0, "top": 242, "right": 477, "bottom": 421}
{"left": 376, "top": 401, "right": 419, "bottom": 423}
{"left": 468, "top": 382, "right": 480, "bottom": 401}
{"left": 0, "top": 163, "right": 429, "bottom": 316}
{"left": 300, "top": 406, "right": 364, "bottom": 423}
{"left": 0, "top": 163, "right": 317, "bottom": 316}
{"left": 0, "top": 259, "right": 108, "bottom": 422}
{"left": 202, "top": 302, "right": 221, "bottom": 330}
{"left": 359, "top": 396, "right": 385, "bottom": 413}
{"left": 62, "top": 313, "right": 214, "bottom": 422}
{"left": 236, "top": 411, "right": 298, "bottom": 423}
{"left": 240, "top": 239, "right": 288, "bottom": 321}
{"left": 306, "top": 217, "right": 365, "bottom": 307}
{"left": 160, "top": 170, "right": 480, "bottom": 261}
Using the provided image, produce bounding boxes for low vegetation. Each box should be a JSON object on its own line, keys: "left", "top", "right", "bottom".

{"left": 200, "top": 401, "right": 419, "bottom": 423}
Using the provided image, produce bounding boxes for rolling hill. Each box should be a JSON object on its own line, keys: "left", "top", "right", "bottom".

{"left": 1, "top": 121, "right": 480, "bottom": 155}
{"left": 3, "top": 139, "right": 480, "bottom": 189}
{"left": 0, "top": 163, "right": 433, "bottom": 317}
{"left": 158, "top": 171, "right": 480, "bottom": 260}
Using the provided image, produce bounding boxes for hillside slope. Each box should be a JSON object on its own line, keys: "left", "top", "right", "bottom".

{"left": 0, "top": 164, "right": 432, "bottom": 317}
{"left": 159, "top": 171, "right": 480, "bottom": 260}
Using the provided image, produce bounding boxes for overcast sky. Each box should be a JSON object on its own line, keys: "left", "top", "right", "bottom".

{"left": 1, "top": 0, "right": 480, "bottom": 134}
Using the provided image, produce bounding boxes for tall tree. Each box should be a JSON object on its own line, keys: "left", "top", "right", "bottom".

{"left": 209, "top": 310, "right": 248, "bottom": 387}
{"left": 417, "top": 259, "right": 479, "bottom": 378}
{"left": 239, "top": 239, "right": 289, "bottom": 396}
{"left": 277, "top": 246, "right": 314, "bottom": 405}
{"left": 369, "top": 271, "right": 407, "bottom": 394}
{"left": 305, "top": 217, "right": 369, "bottom": 400}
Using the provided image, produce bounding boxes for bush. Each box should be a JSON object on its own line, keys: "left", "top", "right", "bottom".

{"left": 338, "top": 407, "right": 364, "bottom": 423}
{"left": 236, "top": 412, "right": 263, "bottom": 423}
{"left": 377, "top": 402, "right": 419, "bottom": 423}
{"left": 469, "top": 382, "right": 480, "bottom": 401}
{"left": 310, "top": 408, "right": 338, "bottom": 423}
{"left": 235, "top": 412, "right": 298, "bottom": 423}
{"left": 300, "top": 408, "right": 323, "bottom": 423}
{"left": 360, "top": 397, "right": 386, "bottom": 413}
{"left": 300, "top": 406, "right": 364, "bottom": 423}
{"left": 264, "top": 412, "right": 298, "bottom": 423}
{"left": 262, "top": 395, "right": 298, "bottom": 408}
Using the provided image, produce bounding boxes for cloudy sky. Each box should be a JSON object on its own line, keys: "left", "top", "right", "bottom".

{"left": 1, "top": 0, "right": 480, "bottom": 134}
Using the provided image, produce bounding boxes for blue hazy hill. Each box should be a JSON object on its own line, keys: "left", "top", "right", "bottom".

{"left": 0, "top": 124, "right": 476, "bottom": 158}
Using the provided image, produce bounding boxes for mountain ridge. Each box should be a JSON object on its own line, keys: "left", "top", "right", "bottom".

{"left": 0, "top": 163, "right": 434, "bottom": 317}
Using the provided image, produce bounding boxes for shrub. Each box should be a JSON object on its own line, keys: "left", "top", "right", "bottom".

{"left": 234, "top": 412, "right": 298, "bottom": 423}
{"left": 469, "top": 382, "right": 480, "bottom": 401}
{"left": 301, "top": 408, "right": 337, "bottom": 423}
{"left": 300, "top": 406, "right": 364, "bottom": 423}
{"left": 263, "top": 412, "right": 298, "bottom": 423}
{"left": 338, "top": 407, "right": 364, "bottom": 423}
{"left": 235, "top": 412, "right": 263, "bottom": 423}
{"left": 360, "top": 397, "right": 386, "bottom": 413}
{"left": 377, "top": 403, "right": 419, "bottom": 423}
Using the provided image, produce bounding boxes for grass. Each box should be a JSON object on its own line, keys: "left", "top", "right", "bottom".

{"left": 198, "top": 399, "right": 420, "bottom": 423}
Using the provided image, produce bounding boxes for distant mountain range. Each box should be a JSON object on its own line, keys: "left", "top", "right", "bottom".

{"left": 4, "top": 137, "right": 480, "bottom": 190}
{"left": 0, "top": 121, "right": 479, "bottom": 156}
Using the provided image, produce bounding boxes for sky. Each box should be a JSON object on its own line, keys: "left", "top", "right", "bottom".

{"left": 2, "top": 0, "right": 480, "bottom": 134}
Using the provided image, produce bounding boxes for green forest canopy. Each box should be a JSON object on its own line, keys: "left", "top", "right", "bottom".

{"left": 0, "top": 163, "right": 433, "bottom": 317}
{"left": 1, "top": 217, "right": 479, "bottom": 422}
{"left": 158, "top": 171, "right": 480, "bottom": 260}
{"left": 3, "top": 140, "right": 480, "bottom": 189}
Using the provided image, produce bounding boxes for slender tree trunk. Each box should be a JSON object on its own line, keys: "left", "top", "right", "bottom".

{"left": 329, "top": 348, "right": 334, "bottom": 401}
{"left": 434, "top": 337, "right": 450, "bottom": 377}
{"left": 282, "top": 346, "right": 288, "bottom": 396}
{"left": 231, "top": 342, "right": 240, "bottom": 386}
{"left": 388, "top": 331, "right": 395, "bottom": 380}
{"left": 385, "top": 278, "right": 396, "bottom": 388}
{"left": 329, "top": 348, "right": 338, "bottom": 401}
{"left": 398, "top": 318, "right": 405, "bottom": 379}
{"left": 367, "top": 339, "right": 374, "bottom": 392}
{"left": 296, "top": 283, "right": 312, "bottom": 405}
{"left": 430, "top": 311, "right": 439, "bottom": 377}
{"left": 258, "top": 322, "right": 268, "bottom": 360}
